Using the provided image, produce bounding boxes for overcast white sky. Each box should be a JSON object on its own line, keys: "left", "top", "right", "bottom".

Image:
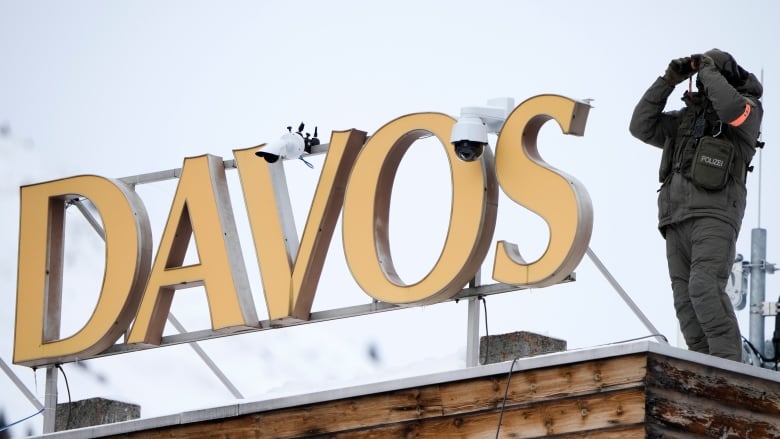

{"left": 2, "top": 1, "right": 779, "bottom": 436}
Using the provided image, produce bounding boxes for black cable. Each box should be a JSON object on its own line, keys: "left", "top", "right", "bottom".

{"left": 772, "top": 296, "right": 780, "bottom": 371}
{"left": 494, "top": 356, "right": 519, "bottom": 439}
{"left": 742, "top": 336, "right": 762, "bottom": 359}
{"left": 481, "top": 296, "right": 489, "bottom": 365}
{"left": 56, "top": 364, "right": 72, "bottom": 430}
{"left": 728, "top": 300, "right": 780, "bottom": 371}
{"left": 742, "top": 336, "right": 778, "bottom": 370}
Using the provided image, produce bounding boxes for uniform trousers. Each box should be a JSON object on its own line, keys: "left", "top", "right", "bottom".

{"left": 664, "top": 216, "right": 742, "bottom": 361}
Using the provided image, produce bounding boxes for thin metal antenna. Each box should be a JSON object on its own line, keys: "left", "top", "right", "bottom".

{"left": 757, "top": 67, "right": 764, "bottom": 228}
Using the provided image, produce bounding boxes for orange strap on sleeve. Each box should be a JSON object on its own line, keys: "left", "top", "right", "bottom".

{"left": 729, "top": 103, "right": 751, "bottom": 127}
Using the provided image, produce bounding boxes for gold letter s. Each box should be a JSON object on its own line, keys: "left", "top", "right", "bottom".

{"left": 493, "top": 95, "right": 592, "bottom": 287}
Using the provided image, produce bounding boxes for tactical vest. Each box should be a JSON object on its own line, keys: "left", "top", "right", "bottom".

{"left": 659, "top": 94, "right": 748, "bottom": 189}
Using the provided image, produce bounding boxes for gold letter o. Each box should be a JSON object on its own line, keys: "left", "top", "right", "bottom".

{"left": 342, "top": 112, "right": 497, "bottom": 304}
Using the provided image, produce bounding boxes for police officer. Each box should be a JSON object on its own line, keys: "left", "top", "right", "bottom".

{"left": 629, "top": 49, "right": 764, "bottom": 361}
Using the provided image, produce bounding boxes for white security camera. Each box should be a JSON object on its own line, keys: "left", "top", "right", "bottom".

{"left": 256, "top": 124, "right": 319, "bottom": 168}
{"left": 255, "top": 131, "right": 305, "bottom": 163}
{"left": 450, "top": 97, "right": 514, "bottom": 161}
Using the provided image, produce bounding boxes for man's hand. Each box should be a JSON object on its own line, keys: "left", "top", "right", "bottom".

{"left": 663, "top": 57, "right": 694, "bottom": 85}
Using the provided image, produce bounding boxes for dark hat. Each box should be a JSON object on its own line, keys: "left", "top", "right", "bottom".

{"left": 704, "top": 48, "right": 748, "bottom": 86}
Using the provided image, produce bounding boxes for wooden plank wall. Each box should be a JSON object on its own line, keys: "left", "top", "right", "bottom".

{"left": 105, "top": 352, "right": 780, "bottom": 438}
{"left": 646, "top": 354, "right": 780, "bottom": 438}
{"left": 119, "top": 354, "right": 649, "bottom": 438}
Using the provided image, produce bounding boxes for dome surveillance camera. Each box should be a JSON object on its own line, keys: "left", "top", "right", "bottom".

{"left": 450, "top": 98, "right": 514, "bottom": 162}
{"left": 450, "top": 114, "right": 488, "bottom": 162}
{"left": 452, "top": 140, "right": 486, "bottom": 162}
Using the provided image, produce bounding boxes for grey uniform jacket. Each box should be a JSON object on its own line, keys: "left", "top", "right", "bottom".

{"left": 629, "top": 63, "right": 764, "bottom": 236}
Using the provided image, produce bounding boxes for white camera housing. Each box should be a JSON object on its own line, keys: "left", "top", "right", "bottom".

{"left": 255, "top": 132, "right": 305, "bottom": 163}
{"left": 450, "top": 97, "right": 514, "bottom": 161}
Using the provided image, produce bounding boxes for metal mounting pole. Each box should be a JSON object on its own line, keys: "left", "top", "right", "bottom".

{"left": 465, "top": 271, "right": 482, "bottom": 367}
{"left": 43, "top": 366, "right": 58, "bottom": 433}
{"left": 750, "top": 228, "right": 767, "bottom": 356}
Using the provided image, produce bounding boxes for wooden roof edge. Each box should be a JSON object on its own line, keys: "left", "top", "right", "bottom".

{"left": 35, "top": 340, "right": 780, "bottom": 439}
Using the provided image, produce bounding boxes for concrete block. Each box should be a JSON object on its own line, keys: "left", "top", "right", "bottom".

{"left": 55, "top": 397, "right": 140, "bottom": 431}
{"left": 479, "top": 331, "right": 566, "bottom": 365}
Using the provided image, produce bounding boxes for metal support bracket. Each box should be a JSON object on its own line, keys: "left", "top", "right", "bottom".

{"left": 745, "top": 260, "right": 777, "bottom": 274}
{"left": 761, "top": 301, "right": 779, "bottom": 317}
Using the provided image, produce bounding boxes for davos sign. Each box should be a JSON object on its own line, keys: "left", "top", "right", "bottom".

{"left": 14, "top": 95, "right": 592, "bottom": 367}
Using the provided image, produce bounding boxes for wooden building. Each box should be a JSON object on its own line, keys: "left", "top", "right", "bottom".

{"left": 37, "top": 341, "right": 780, "bottom": 438}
